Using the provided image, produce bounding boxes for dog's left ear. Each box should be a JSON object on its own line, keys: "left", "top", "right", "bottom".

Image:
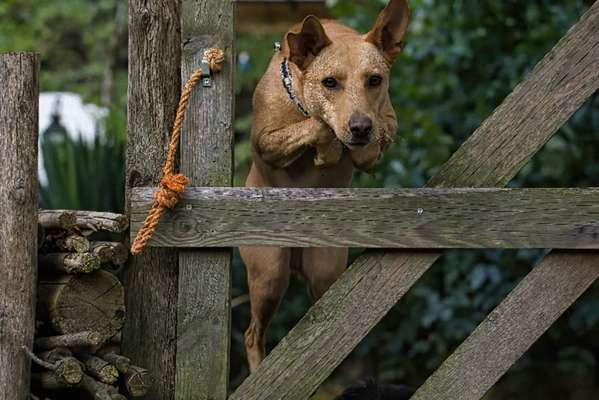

{"left": 287, "top": 16, "right": 332, "bottom": 69}
{"left": 365, "top": 0, "right": 409, "bottom": 62}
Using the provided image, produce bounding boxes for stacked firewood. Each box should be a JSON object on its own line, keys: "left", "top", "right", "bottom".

{"left": 29, "top": 210, "right": 149, "bottom": 400}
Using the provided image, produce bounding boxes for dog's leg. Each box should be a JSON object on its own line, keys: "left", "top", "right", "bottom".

{"left": 254, "top": 117, "right": 342, "bottom": 169}
{"left": 240, "top": 246, "right": 291, "bottom": 372}
{"left": 301, "top": 247, "right": 348, "bottom": 300}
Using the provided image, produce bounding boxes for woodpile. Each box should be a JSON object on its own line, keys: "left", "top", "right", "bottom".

{"left": 30, "top": 210, "right": 149, "bottom": 400}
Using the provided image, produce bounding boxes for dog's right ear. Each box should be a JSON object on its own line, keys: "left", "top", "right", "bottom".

{"left": 287, "top": 16, "right": 332, "bottom": 69}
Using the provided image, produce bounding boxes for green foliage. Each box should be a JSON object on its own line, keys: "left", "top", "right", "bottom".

{"left": 39, "top": 110, "right": 125, "bottom": 212}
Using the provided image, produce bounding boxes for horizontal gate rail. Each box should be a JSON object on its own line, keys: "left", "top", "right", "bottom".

{"left": 412, "top": 251, "right": 599, "bottom": 400}
{"left": 230, "top": 2, "right": 599, "bottom": 399}
{"left": 131, "top": 187, "right": 599, "bottom": 249}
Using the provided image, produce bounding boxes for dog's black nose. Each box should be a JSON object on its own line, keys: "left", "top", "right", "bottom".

{"left": 349, "top": 114, "right": 373, "bottom": 140}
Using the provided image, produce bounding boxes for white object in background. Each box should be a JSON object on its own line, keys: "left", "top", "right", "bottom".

{"left": 38, "top": 92, "right": 108, "bottom": 186}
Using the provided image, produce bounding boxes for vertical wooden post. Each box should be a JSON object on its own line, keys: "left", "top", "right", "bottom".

{"left": 123, "top": 3, "right": 182, "bottom": 400}
{"left": 0, "top": 53, "right": 39, "bottom": 400}
{"left": 177, "top": 1, "right": 234, "bottom": 399}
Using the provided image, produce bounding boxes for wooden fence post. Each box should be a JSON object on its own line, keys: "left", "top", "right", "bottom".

{"left": 0, "top": 52, "right": 39, "bottom": 400}
{"left": 176, "top": 1, "right": 234, "bottom": 399}
{"left": 123, "top": 2, "right": 182, "bottom": 400}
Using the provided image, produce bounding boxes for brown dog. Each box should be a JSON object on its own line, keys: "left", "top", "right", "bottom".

{"left": 240, "top": 0, "right": 409, "bottom": 372}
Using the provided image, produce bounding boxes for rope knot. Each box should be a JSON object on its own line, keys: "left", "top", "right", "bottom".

{"left": 205, "top": 48, "right": 225, "bottom": 73}
{"left": 155, "top": 174, "right": 190, "bottom": 209}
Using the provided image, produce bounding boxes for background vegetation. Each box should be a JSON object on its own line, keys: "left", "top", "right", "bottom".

{"left": 1, "top": 0, "right": 598, "bottom": 398}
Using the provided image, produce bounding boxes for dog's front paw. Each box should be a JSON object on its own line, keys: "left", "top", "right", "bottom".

{"left": 314, "top": 138, "right": 343, "bottom": 167}
{"left": 349, "top": 142, "right": 381, "bottom": 172}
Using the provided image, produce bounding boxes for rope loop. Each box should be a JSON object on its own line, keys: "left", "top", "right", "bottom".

{"left": 130, "top": 48, "right": 225, "bottom": 256}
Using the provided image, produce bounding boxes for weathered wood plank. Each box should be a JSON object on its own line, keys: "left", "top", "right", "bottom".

{"left": 412, "top": 251, "right": 599, "bottom": 400}
{"left": 131, "top": 187, "right": 599, "bottom": 249}
{"left": 231, "top": 3, "right": 599, "bottom": 399}
{"left": 0, "top": 52, "right": 39, "bottom": 400}
{"left": 176, "top": 1, "right": 234, "bottom": 399}
{"left": 121, "top": 2, "right": 181, "bottom": 400}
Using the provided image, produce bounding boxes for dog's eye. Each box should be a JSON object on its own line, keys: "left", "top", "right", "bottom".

{"left": 368, "top": 75, "right": 383, "bottom": 87}
{"left": 322, "top": 77, "right": 338, "bottom": 89}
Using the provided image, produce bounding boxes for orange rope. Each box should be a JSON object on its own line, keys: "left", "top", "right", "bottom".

{"left": 131, "top": 48, "right": 225, "bottom": 256}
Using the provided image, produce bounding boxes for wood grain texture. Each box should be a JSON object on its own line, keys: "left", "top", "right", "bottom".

{"left": 0, "top": 52, "right": 39, "bottom": 400}
{"left": 132, "top": 187, "right": 599, "bottom": 249}
{"left": 122, "top": 2, "right": 181, "bottom": 400}
{"left": 176, "top": 1, "right": 234, "bottom": 399}
{"left": 412, "top": 251, "right": 599, "bottom": 400}
{"left": 231, "top": 4, "right": 599, "bottom": 399}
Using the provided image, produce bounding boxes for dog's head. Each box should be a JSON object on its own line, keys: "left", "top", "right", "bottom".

{"left": 286, "top": 0, "right": 408, "bottom": 162}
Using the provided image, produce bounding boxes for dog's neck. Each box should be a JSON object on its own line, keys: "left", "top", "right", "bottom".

{"left": 279, "top": 57, "right": 310, "bottom": 118}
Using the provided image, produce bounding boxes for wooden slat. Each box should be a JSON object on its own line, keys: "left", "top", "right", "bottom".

{"left": 412, "top": 251, "right": 599, "bottom": 400}
{"left": 231, "top": 3, "right": 599, "bottom": 399}
{"left": 0, "top": 52, "right": 39, "bottom": 400}
{"left": 176, "top": 1, "right": 234, "bottom": 399}
{"left": 131, "top": 187, "right": 599, "bottom": 249}
{"left": 122, "top": 2, "right": 182, "bottom": 400}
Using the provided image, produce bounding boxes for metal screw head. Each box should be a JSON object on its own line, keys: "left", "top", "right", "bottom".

{"left": 417, "top": 208, "right": 424, "bottom": 216}
{"left": 202, "top": 77, "right": 212, "bottom": 87}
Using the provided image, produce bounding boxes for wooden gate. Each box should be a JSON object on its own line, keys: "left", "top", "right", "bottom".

{"left": 127, "top": 1, "right": 599, "bottom": 399}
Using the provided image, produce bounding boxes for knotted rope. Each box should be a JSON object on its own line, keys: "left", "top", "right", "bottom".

{"left": 130, "top": 48, "right": 225, "bottom": 256}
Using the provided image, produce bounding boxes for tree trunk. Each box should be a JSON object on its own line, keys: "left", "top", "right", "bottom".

{"left": 0, "top": 52, "right": 39, "bottom": 400}
{"left": 37, "top": 270, "right": 125, "bottom": 338}
{"left": 122, "top": 2, "right": 182, "bottom": 399}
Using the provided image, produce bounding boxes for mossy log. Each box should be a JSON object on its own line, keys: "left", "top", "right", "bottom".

{"left": 53, "top": 234, "right": 91, "bottom": 253}
{"left": 123, "top": 365, "right": 150, "bottom": 397}
{"left": 39, "top": 210, "right": 76, "bottom": 230}
{"left": 78, "top": 352, "right": 119, "bottom": 384}
{"left": 90, "top": 242, "right": 129, "bottom": 265}
{"left": 97, "top": 346, "right": 130, "bottom": 374}
{"left": 35, "top": 332, "right": 104, "bottom": 351}
{"left": 39, "top": 252, "right": 101, "bottom": 274}
{"left": 37, "top": 270, "right": 125, "bottom": 338}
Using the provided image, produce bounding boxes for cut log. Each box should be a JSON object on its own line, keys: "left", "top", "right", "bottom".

{"left": 71, "top": 211, "right": 128, "bottom": 234}
{"left": 53, "top": 356, "right": 84, "bottom": 385}
{"left": 39, "top": 210, "right": 76, "bottom": 230}
{"left": 35, "top": 332, "right": 103, "bottom": 351}
{"left": 77, "top": 352, "right": 119, "bottom": 384}
{"left": 39, "top": 253, "right": 101, "bottom": 274}
{"left": 37, "top": 270, "right": 125, "bottom": 337}
{"left": 124, "top": 365, "right": 150, "bottom": 397}
{"left": 81, "top": 374, "right": 117, "bottom": 400}
{"left": 97, "top": 348, "right": 130, "bottom": 374}
{"left": 90, "top": 242, "right": 129, "bottom": 265}
{"left": 54, "top": 234, "right": 91, "bottom": 253}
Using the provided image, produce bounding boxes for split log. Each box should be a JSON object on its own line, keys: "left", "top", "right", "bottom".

{"left": 90, "top": 242, "right": 128, "bottom": 265}
{"left": 81, "top": 374, "right": 117, "bottom": 400}
{"left": 123, "top": 365, "right": 150, "bottom": 397}
{"left": 77, "top": 352, "right": 119, "bottom": 384}
{"left": 39, "top": 210, "right": 76, "bottom": 230}
{"left": 39, "top": 253, "right": 101, "bottom": 274}
{"left": 35, "top": 332, "right": 103, "bottom": 351}
{"left": 54, "top": 234, "right": 91, "bottom": 253}
{"left": 37, "top": 270, "right": 125, "bottom": 337}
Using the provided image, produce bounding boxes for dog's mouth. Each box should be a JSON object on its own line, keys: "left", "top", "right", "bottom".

{"left": 344, "top": 139, "right": 370, "bottom": 147}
